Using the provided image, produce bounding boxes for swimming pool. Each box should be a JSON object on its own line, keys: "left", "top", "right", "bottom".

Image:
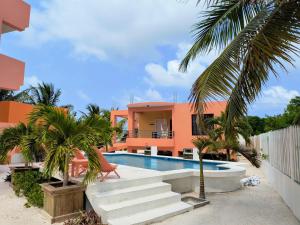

{"left": 104, "top": 154, "right": 227, "bottom": 171}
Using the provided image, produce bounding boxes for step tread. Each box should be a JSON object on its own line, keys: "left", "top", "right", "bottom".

{"left": 93, "top": 182, "right": 170, "bottom": 198}
{"left": 107, "top": 202, "right": 193, "bottom": 225}
{"left": 100, "top": 192, "right": 180, "bottom": 211}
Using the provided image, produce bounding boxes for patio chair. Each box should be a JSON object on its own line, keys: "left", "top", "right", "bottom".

{"left": 96, "top": 149, "right": 120, "bottom": 182}
{"left": 71, "top": 149, "right": 88, "bottom": 177}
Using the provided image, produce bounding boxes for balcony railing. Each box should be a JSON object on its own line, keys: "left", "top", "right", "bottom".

{"left": 127, "top": 130, "right": 174, "bottom": 139}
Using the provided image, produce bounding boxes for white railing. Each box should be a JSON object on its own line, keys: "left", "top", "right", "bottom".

{"left": 251, "top": 126, "right": 300, "bottom": 183}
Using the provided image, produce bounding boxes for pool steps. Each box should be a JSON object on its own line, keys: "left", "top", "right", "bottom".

{"left": 86, "top": 176, "right": 192, "bottom": 225}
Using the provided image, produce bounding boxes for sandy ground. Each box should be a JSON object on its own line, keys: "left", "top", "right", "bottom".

{"left": 0, "top": 163, "right": 299, "bottom": 225}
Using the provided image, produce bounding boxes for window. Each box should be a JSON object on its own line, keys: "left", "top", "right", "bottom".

{"left": 192, "top": 114, "right": 214, "bottom": 135}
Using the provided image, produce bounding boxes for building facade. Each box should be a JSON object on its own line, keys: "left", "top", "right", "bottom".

{"left": 0, "top": 0, "right": 30, "bottom": 90}
{"left": 111, "top": 101, "right": 227, "bottom": 157}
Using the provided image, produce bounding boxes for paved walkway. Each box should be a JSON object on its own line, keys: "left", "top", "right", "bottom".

{"left": 155, "top": 163, "right": 300, "bottom": 225}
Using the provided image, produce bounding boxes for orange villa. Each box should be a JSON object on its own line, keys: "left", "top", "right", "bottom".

{"left": 110, "top": 101, "right": 227, "bottom": 157}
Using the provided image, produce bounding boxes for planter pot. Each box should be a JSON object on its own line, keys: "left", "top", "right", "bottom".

{"left": 10, "top": 166, "right": 40, "bottom": 186}
{"left": 41, "top": 181, "right": 86, "bottom": 224}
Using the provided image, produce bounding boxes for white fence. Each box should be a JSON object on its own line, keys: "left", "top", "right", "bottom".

{"left": 251, "top": 126, "right": 300, "bottom": 184}
{"left": 251, "top": 126, "right": 300, "bottom": 221}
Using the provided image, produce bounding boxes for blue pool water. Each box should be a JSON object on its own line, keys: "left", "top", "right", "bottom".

{"left": 104, "top": 154, "right": 227, "bottom": 171}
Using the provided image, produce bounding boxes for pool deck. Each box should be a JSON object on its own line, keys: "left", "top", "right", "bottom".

{"left": 0, "top": 161, "right": 299, "bottom": 225}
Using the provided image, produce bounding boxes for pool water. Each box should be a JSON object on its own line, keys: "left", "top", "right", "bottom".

{"left": 104, "top": 154, "right": 226, "bottom": 171}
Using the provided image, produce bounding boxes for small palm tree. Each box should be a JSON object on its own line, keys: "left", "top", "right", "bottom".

{"left": 193, "top": 138, "right": 212, "bottom": 200}
{"left": 30, "top": 106, "right": 101, "bottom": 186}
{"left": 28, "top": 83, "right": 61, "bottom": 106}
{"left": 207, "top": 112, "right": 253, "bottom": 161}
{"left": 0, "top": 123, "right": 42, "bottom": 165}
{"left": 180, "top": 0, "right": 300, "bottom": 134}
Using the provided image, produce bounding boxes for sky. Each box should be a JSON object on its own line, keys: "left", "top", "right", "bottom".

{"left": 1, "top": 0, "right": 300, "bottom": 117}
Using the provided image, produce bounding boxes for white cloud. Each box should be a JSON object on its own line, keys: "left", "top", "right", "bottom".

{"left": 21, "top": 0, "right": 199, "bottom": 61}
{"left": 250, "top": 86, "right": 300, "bottom": 115}
{"left": 259, "top": 86, "right": 299, "bottom": 106}
{"left": 113, "top": 88, "right": 165, "bottom": 108}
{"left": 24, "top": 75, "right": 41, "bottom": 87}
{"left": 77, "top": 90, "right": 91, "bottom": 102}
{"left": 144, "top": 42, "right": 218, "bottom": 88}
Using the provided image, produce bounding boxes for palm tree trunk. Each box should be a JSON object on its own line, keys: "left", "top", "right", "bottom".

{"left": 226, "top": 149, "right": 230, "bottom": 161}
{"left": 199, "top": 155, "right": 205, "bottom": 199}
{"left": 63, "top": 156, "right": 69, "bottom": 186}
{"left": 105, "top": 143, "right": 108, "bottom": 152}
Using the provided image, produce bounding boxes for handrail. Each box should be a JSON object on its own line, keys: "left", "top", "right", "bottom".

{"left": 127, "top": 130, "right": 174, "bottom": 139}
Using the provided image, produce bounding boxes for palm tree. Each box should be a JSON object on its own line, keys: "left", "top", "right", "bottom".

{"left": 192, "top": 138, "right": 212, "bottom": 199}
{"left": 207, "top": 112, "right": 253, "bottom": 161}
{"left": 180, "top": 0, "right": 300, "bottom": 134}
{"left": 0, "top": 123, "right": 42, "bottom": 165}
{"left": 0, "top": 89, "right": 30, "bottom": 102}
{"left": 30, "top": 106, "right": 101, "bottom": 186}
{"left": 28, "top": 82, "right": 61, "bottom": 106}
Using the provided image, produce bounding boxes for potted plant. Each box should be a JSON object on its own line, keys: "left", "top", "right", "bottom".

{"left": 30, "top": 106, "right": 101, "bottom": 223}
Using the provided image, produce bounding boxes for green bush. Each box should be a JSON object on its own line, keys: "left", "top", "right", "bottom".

{"left": 12, "top": 170, "right": 44, "bottom": 208}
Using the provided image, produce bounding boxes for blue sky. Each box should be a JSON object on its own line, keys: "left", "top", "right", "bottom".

{"left": 1, "top": 0, "right": 300, "bottom": 116}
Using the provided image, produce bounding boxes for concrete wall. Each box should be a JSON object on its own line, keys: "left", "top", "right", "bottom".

{"left": 262, "top": 161, "right": 300, "bottom": 221}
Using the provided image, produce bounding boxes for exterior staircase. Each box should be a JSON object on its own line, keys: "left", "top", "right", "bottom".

{"left": 86, "top": 176, "right": 192, "bottom": 225}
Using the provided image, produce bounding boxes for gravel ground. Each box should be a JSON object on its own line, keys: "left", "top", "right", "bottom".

{"left": 0, "top": 162, "right": 299, "bottom": 225}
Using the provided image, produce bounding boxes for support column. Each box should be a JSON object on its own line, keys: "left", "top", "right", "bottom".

{"left": 151, "top": 146, "right": 158, "bottom": 156}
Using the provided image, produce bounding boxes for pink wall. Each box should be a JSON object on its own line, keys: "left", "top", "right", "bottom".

{"left": 0, "top": 0, "right": 30, "bottom": 90}
{"left": 110, "top": 101, "right": 227, "bottom": 156}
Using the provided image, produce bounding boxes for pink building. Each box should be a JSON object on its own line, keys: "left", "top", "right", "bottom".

{"left": 111, "top": 101, "right": 227, "bottom": 157}
{"left": 0, "top": 0, "right": 30, "bottom": 90}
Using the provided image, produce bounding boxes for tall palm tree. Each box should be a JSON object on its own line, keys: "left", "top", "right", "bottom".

{"left": 28, "top": 82, "right": 61, "bottom": 106}
{"left": 180, "top": 0, "right": 300, "bottom": 134}
{"left": 0, "top": 89, "right": 30, "bottom": 102}
{"left": 0, "top": 123, "right": 42, "bottom": 165}
{"left": 30, "top": 106, "right": 101, "bottom": 186}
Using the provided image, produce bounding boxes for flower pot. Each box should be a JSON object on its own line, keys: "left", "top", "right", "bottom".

{"left": 41, "top": 181, "right": 86, "bottom": 224}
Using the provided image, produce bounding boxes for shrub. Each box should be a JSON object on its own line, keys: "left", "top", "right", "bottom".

{"left": 12, "top": 170, "right": 44, "bottom": 207}
{"left": 64, "top": 211, "right": 102, "bottom": 225}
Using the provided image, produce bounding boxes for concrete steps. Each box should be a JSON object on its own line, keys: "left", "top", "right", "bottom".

{"left": 86, "top": 176, "right": 192, "bottom": 225}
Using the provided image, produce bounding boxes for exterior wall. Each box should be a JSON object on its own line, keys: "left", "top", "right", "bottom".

{"left": 0, "top": 101, "right": 34, "bottom": 124}
{"left": 0, "top": 0, "right": 30, "bottom": 90}
{"left": 172, "top": 102, "right": 226, "bottom": 155}
{"left": 110, "top": 101, "right": 227, "bottom": 156}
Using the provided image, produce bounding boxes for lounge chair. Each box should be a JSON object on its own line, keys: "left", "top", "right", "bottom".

{"left": 96, "top": 149, "right": 120, "bottom": 182}
{"left": 71, "top": 150, "right": 88, "bottom": 177}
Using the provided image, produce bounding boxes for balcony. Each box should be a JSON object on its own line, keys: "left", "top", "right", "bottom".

{"left": 0, "top": 0, "right": 30, "bottom": 34}
{"left": 0, "top": 54, "right": 25, "bottom": 90}
{"left": 127, "top": 130, "right": 174, "bottom": 139}
{"left": 120, "top": 130, "right": 175, "bottom": 148}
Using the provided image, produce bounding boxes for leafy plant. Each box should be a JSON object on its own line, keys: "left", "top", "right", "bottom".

{"left": 64, "top": 210, "right": 102, "bottom": 225}
{"left": 12, "top": 170, "right": 44, "bottom": 207}
{"left": 30, "top": 105, "right": 101, "bottom": 186}
{"left": 180, "top": 0, "right": 300, "bottom": 135}
{"left": 27, "top": 82, "right": 61, "bottom": 106}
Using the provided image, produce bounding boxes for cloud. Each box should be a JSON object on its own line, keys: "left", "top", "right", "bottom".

{"left": 258, "top": 86, "right": 299, "bottom": 106}
{"left": 24, "top": 75, "right": 41, "bottom": 87}
{"left": 113, "top": 88, "right": 165, "bottom": 108}
{"left": 77, "top": 90, "right": 92, "bottom": 102}
{"left": 250, "top": 86, "right": 300, "bottom": 115}
{"left": 20, "top": 0, "right": 199, "bottom": 61}
{"left": 144, "top": 42, "right": 218, "bottom": 88}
